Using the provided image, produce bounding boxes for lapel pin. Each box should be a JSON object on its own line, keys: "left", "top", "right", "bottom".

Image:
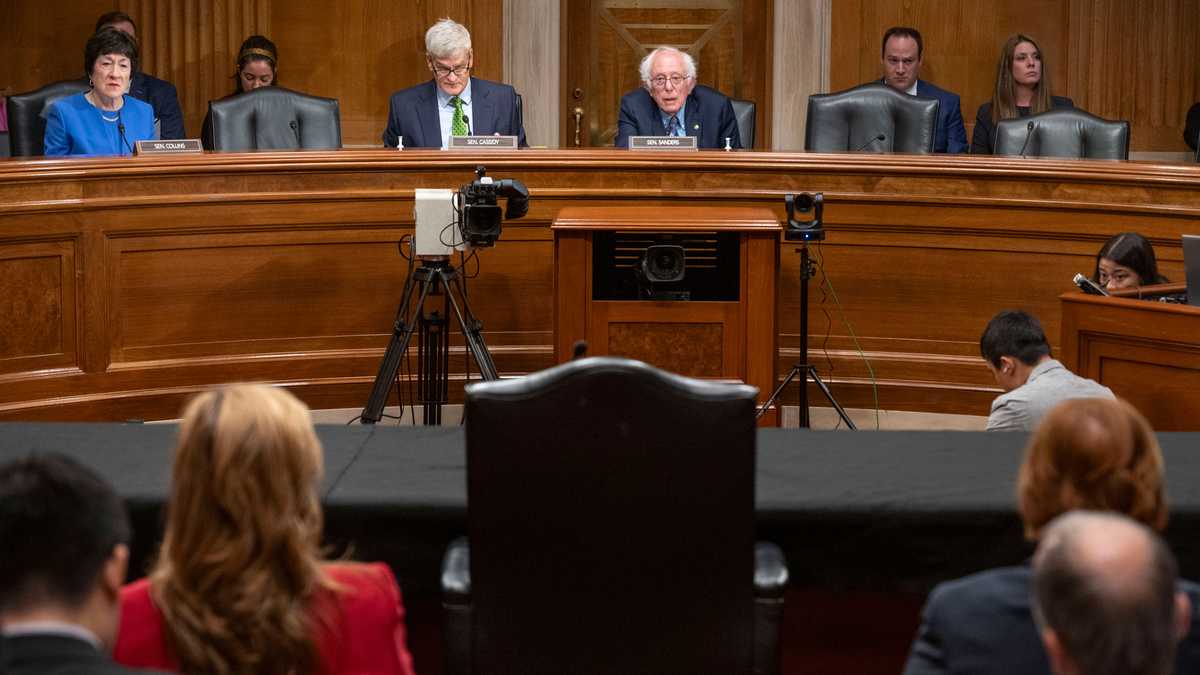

{"left": 693, "top": 124, "right": 700, "bottom": 130}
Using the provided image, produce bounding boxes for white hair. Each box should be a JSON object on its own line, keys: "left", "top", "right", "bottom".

{"left": 639, "top": 47, "right": 697, "bottom": 85}
{"left": 425, "top": 18, "right": 472, "bottom": 59}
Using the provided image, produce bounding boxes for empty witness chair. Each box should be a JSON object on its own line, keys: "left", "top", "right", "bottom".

{"left": 441, "top": 356, "right": 788, "bottom": 675}
{"left": 206, "top": 86, "right": 341, "bottom": 151}
{"left": 731, "top": 98, "right": 756, "bottom": 149}
{"left": 805, "top": 83, "right": 939, "bottom": 153}
{"left": 6, "top": 80, "right": 91, "bottom": 157}
{"left": 994, "top": 108, "right": 1130, "bottom": 160}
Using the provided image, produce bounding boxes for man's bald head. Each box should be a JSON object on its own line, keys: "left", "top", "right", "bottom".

{"left": 1033, "top": 511, "right": 1188, "bottom": 675}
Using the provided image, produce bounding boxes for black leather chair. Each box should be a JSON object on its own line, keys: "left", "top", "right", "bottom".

{"left": 731, "top": 98, "right": 756, "bottom": 149}
{"left": 6, "top": 80, "right": 90, "bottom": 157}
{"left": 805, "top": 83, "right": 939, "bottom": 153}
{"left": 206, "top": 86, "right": 341, "bottom": 151}
{"left": 441, "top": 356, "right": 788, "bottom": 675}
{"left": 994, "top": 108, "right": 1129, "bottom": 159}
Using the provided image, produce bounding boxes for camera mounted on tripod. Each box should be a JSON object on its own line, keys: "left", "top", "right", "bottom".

{"left": 456, "top": 166, "right": 530, "bottom": 248}
{"left": 784, "top": 192, "right": 825, "bottom": 242}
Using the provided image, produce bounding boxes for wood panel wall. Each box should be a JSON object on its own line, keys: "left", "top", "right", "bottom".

{"left": 830, "top": 0, "right": 1200, "bottom": 152}
{"left": 1, "top": 0, "right": 503, "bottom": 146}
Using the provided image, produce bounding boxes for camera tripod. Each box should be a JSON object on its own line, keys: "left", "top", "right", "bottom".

{"left": 757, "top": 244, "right": 856, "bottom": 429}
{"left": 361, "top": 256, "right": 497, "bottom": 425}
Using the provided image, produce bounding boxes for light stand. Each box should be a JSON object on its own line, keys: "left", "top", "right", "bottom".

{"left": 361, "top": 256, "right": 497, "bottom": 425}
{"left": 757, "top": 193, "right": 856, "bottom": 429}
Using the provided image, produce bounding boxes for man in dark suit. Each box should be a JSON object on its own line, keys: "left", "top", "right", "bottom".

{"left": 382, "top": 18, "right": 527, "bottom": 149}
{"left": 878, "top": 26, "right": 966, "bottom": 154}
{"left": 614, "top": 46, "right": 740, "bottom": 150}
{"left": 1034, "top": 511, "right": 1192, "bottom": 675}
{"left": 0, "top": 454, "right": 162, "bottom": 674}
{"left": 96, "top": 12, "right": 186, "bottom": 140}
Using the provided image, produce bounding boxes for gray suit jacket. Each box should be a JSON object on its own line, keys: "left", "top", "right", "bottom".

{"left": 986, "top": 359, "right": 1114, "bottom": 431}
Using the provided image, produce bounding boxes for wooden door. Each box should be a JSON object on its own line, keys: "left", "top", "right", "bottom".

{"left": 563, "top": 0, "right": 772, "bottom": 149}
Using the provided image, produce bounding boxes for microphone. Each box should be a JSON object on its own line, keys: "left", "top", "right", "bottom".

{"left": 1017, "top": 121, "right": 1037, "bottom": 157}
{"left": 462, "top": 114, "right": 471, "bottom": 134}
{"left": 117, "top": 110, "right": 132, "bottom": 155}
{"left": 289, "top": 120, "right": 301, "bottom": 146}
{"left": 571, "top": 340, "right": 588, "bottom": 360}
{"left": 854, "top": 133, "right": 886, "bottom": 152}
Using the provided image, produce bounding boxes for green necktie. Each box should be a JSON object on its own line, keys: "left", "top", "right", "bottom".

{"left": 451, "top": 96, "right": 468, "bottom": 136}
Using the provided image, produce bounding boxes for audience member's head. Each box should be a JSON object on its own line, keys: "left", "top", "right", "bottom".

{"left": 639, "top": 46, "right": 698, "bottom": 116}
{"left": 991, "top": 33, "right": 1054, "bottom": 123}
{"left": 151, "top": 383, "right": 330, "bottom": 673}
{"left": 95, "top": 10, "right": 138, "bottom": 41}
{"left": 1018, "top": 397, "right": 1166, "bottom": 540}
{"left": 0, "top": 453, "right": 131, "bottom": 649}
{"left": 1092, "top": 232, "right": 1168, "bottom": 292}
{"left": 1033, "top": 511, "right": 1190, "bottom": 675}
{"left": 234, "top": 35, "right": 278, "bottom": 93}
{"left": 980, "top": 309, "right": 1052, "bottom": 392}
{"left": 425, "top": 18, "right": 473, "bottom": 97}
{"left": 880, "top": 26, "right": 924, "bottom": 93}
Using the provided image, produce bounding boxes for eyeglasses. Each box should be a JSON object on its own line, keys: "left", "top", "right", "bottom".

{"left": 432, "top": 63, "right": 471, "bottom": 78}
{"left": 649, "top": 74, "right": 691, "bottom": 89}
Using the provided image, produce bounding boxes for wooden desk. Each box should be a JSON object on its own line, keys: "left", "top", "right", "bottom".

{"left": 2, "top": 150, "right": 1199, "bottom": 420}
{"left": 1061, "top": 287, "right": 1200, "bottom": 431}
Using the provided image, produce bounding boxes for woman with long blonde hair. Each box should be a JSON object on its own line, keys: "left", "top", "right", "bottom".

{"left": 971, "top": 34, "right": 1074, "bottom": 154}
{"left": 113, "top": 384, "right": 415, "bottom": 674}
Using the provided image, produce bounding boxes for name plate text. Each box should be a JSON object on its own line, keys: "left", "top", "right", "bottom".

{"left": 629, "top": 135, "right": 698, "bottom": 150}
{"left": 449, "top": 135, "right": 519, "bottom": 149}
{"left": 135, "top": 139, "right": 204, "bottom": 154}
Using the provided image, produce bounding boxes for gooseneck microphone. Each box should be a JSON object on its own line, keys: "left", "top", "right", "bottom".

{"left": 289, "top": 120, "right": 301, "bottom": 146}
{"left": 855, "top": 133, "right": 886, "bottom": 152}
{"left": 462, "top": 114, "right": 471, "bottom": 135}
{"left": 1017, "top": 120, "right": 1037, "bottom": 157}
{"left": 117, "top": 110, "right": 132, "bottom": 155}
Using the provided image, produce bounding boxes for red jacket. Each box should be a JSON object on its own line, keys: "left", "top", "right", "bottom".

{"left": 114, "top": 561, "right": 416, "bottom": 675}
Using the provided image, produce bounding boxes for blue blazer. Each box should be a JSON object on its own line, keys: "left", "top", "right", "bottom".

{"left": 382, "top": 78, "right": 527, "bottom": 149}
{"left": 916, "top": 80, "right": 967, "bottom": 154}
{"left": 614, "top": 85, "right": 740, "bottom": 150}
{"left": 129, "top": 72, "right": 185, "bottom": 140}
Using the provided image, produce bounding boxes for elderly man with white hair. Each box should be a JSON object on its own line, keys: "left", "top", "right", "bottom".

{"left": 383, "top": 18, "right": 527, "bottom": 149}
{"left": 614, "top": 46, "right": 741, "bottom": 149}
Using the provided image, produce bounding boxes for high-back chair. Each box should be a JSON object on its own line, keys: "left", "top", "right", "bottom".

{"left": 441, "top": 356, "right": 788, "bottom": 675}
{"left": 206, "top": 86, "right": 341, "bottom": 151}
{"left": 994, "top": 108, "right": 1130, "bottom": 160}
{"left": 805, "top": 83, "right": 939, "bottom": 153}
{"left": 731, "top": 98, "right": 757, "bottom": 149}
{"left": 6, "top": 80, "right": 90, "bottom": 156}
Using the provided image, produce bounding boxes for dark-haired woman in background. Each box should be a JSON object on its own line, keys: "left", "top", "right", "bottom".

{"left": 201, "top": 35, "right": 279, "bottom": 149}
{"left": 1092, "top": 231, "right": 1169, "bottom": 293}
{"left": 971, "top": 34, "right": 1074, "bottom": 155}
{"left": 44, "top": 28, "right": 155, "bottom": 156}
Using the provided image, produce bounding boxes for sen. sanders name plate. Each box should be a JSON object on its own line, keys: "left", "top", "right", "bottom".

{"left": 628, "top": 136, "right": 698, "bottom": 150}
{"left": 135, "top": 139, "right": 203, "bottom": 154}
{"left": 448, "top": 135, "right": 519, "bottom": 149}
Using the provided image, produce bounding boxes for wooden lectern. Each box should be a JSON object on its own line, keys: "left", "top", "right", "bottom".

{"left": 1060, "top": 284, "right": 1200, "bottom": 431}
{"left": 552, "top": 206, "right": 780, "bottom": 424}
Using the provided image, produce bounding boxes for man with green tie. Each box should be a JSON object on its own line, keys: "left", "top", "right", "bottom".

{"left": 382, "top": 18, "right": 528, "bottom": 149}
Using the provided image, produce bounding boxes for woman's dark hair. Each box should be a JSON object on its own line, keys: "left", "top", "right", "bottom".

{"left": 1092, "top": 232, "right": 1169, "bottom": 286}
{"left": 233, "top": 35, "right": 278, "bottom": 93}
{"left": 84, "top": 26, "right": 139, "bottom": 78}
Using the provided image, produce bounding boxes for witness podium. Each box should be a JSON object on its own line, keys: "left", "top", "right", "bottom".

{"left": 552, "top": 206, "right": 780, "bottom": 423}
{"left": 1060, "top": 284, "right": 1200, "bottom": 431}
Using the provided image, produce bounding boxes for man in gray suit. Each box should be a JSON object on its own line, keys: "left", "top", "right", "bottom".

{"left": 979, "top": 310, "right": 1114, "bottom": 431}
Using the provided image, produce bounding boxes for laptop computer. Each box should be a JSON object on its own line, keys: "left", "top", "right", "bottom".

{"left": 1184, "top": 234, "right": 1200, "bottom": 306}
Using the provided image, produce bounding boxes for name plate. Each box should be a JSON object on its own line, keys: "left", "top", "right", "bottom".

{"left": 135, "top": 139, "right": 203, "bottom": 154}
{"left": 448, "top": 135, "right": 519, "bottom": 149}
{"left": 629, "top": 135, "right": 698, "bottom": 150}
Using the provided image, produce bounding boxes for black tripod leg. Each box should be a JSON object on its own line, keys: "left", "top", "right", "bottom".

{"left": 361, "top": 274, "right": 435, "bottom": 424}
{"left": 757, "top": 365, "right": 804, "bottom": 420}
{"left": 808, "top": 368, "right": 857, "bottom": 430}
{"left": 443, "top": 270, "right": 499, "bottom": 381}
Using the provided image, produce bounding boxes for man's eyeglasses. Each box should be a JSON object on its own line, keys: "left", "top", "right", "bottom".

{"left": 432, "top": 64, "right": 471, "bottom": 78}
{"left": 649, "top": 75, "right": 691, "bottom": 89}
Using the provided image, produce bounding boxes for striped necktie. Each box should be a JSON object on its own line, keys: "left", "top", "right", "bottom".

{"left": 665, "top": 113, "right": 680, "bottom": 136}
{"left": 451, "top": 96, "right": 468, "bottom": 136}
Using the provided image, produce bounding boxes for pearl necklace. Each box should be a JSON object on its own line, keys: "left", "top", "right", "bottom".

{"left": 86, "top": 91, "right": 121, "bottom": 123}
